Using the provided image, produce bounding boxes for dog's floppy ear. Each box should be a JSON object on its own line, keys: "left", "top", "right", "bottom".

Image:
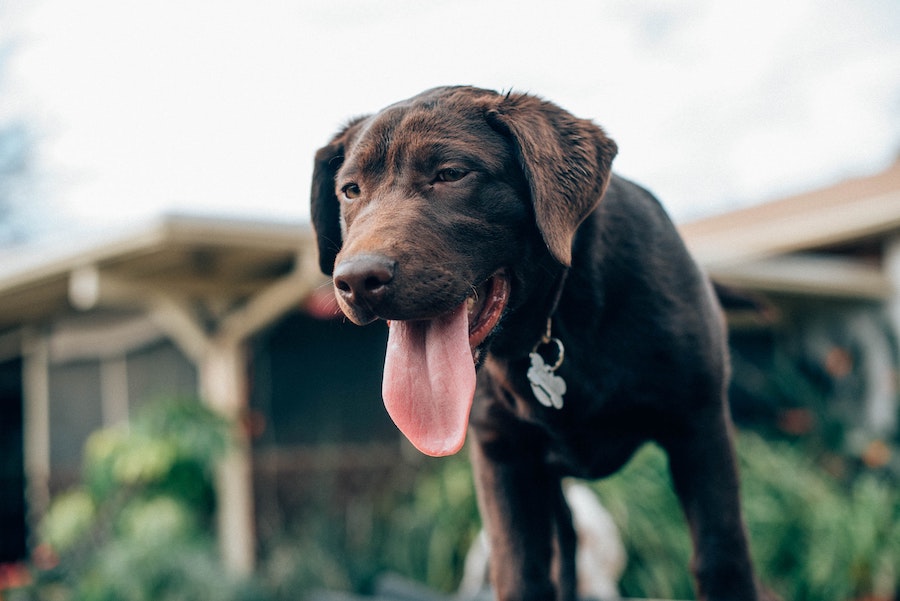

{"left": 487, "top": 94, "right": 618, "bottom": 266}
{"left": 310, "top": 117, "right": 367, "bottom": 275}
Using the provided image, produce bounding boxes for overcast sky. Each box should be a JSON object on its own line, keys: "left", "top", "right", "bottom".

{"left": 3, "top": 0, "right": 899, "bottom": 238}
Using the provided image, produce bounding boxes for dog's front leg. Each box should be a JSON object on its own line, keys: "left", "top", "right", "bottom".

{"left": 549, "top": 482, "right": 577, "bottom": 601}
{"left": 470, "top": 434, "right": 571, "bottom": 601}
{"left": 662, "top": 406, "right": 759, "bottom": 601}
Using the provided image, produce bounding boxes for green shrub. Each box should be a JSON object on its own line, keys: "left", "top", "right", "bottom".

{"left": 19, "top": 398, "right": 268, "bottom": 601}
{"left": 377, "top": 456, "right": 480, "bottom": 592}
{"left": 588, "top": 435, "right": 899, "bottom": 599}
{"left": 18, "top": 397, "right": 899, "bottom": 601}
{"left": 343, "top": 432, "right": 899, "bottom": 600}
{"left": 736, "top": 434, "right": 899, "bottom": 601}
{"left": 591, "top": 444, "right": 694, "bottom": 598}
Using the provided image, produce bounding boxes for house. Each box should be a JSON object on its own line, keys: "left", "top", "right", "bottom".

{"left": 681, "top": 157, "right": 900, "bottom": 465}
{"left": 1, "top": 157, "right": 898, "bottom": 573}
{"left": 0, "top": 215, "right": 397, "bottom": 574}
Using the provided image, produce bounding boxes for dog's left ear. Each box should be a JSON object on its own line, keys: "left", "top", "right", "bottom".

{"left": 310, "top": 117, "right": 368, "bottom": 275}
{"left": 487, "top": 94, "right": 618, "bottom": 266}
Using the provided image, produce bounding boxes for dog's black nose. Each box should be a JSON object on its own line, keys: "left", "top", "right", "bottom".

{"left": 333, "top": 254, "right": 396, "bottom": 312}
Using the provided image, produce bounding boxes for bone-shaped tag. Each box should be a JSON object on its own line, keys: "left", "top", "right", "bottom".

{"left": 527, "top": 352, "right": 566, "bottom": 409}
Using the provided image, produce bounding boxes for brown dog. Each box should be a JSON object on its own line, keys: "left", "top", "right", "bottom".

{"left": 311, "top": 86, "right": 760, "bottom": 601}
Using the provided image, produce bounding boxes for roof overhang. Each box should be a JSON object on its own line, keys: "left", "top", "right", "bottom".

{"left": 680, "top": 158, "right": 900, "bottom": 269}
{"left": 680, "top": 158, "right": 900, "bottom": 301}
{"left": 707, "top": 254, "right": 890, "bottom": 301}
{"left": 0, "top": 214, "right": 323, "bottom": 332}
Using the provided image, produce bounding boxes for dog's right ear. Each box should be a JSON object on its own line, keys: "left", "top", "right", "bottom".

{"left": 486, "top": 94, "right": 617, "bottom": 267}
{"left": 310, "top": 117, "right": 367, "bottom": 275}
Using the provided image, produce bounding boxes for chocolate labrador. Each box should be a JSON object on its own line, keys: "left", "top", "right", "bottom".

{"left": 311, "top": 86, "right": 761, "bottom": 601}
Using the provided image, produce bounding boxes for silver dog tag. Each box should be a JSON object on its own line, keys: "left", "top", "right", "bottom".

{"left": 527, "top": 337, "right": 566, "bottom": 409}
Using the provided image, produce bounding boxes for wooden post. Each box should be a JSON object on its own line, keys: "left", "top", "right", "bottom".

{"left": 200, "top": 340, "right": 256, "bottom": 576}
{"left": 21, "top": 330, "right": 51, "bottom": 535}
{"left": 881, "top": 236, "right": 900, "bottom": 436}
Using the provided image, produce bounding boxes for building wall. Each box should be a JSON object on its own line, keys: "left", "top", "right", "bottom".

{"left": 250, "top": 310, "right": 395, "bottom": 449}
{"left": 43, "top": 327, "right": 198, "bottom": 492}
{"left": 47, "top": 359, "right": 103, "bottom": 489}
{"left": 248, "top": 310, "right": 413, "bottom": 547}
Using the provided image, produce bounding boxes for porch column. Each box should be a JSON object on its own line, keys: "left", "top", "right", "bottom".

{"left": 882, "top": 236, "right": 900, "bottom": 435}
{"left": 200, "top": 339, "right": 256, "bottom": 576}
{"left": 21, "top": 330, "right": 51, "bottom": 534}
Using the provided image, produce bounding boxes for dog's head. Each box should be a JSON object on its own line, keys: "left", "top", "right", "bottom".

{"left": 310, "top": 86, "right": 617, "bottom": 456}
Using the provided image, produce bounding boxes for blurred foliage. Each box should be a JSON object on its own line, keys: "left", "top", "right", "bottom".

{"left": 13, "top": 398, "right": 268, "bottom": 601}
{"left": 0, "top": 118, "right": 40, "bottom": 245}
{"left": 589, "top": 444, "right": 693, "bottom": 598}
{"left": 7, "top": 397, "right": 898, "bottom": 600}
{"left": 737, "top": 435, "right": 899, "bottom": 601}
{"left": 593, "top": 434, "right": 899, "bottom": 600}
{"left": 377, "top": 456, "right": 479, "bottom": 592}
{"left": 259, "top": 432, "right": 898, "bottom": 601}
{"left": 255, "top": 457, "right": 479, "bottom": 596}
{"left": 730, "top": 333, "right": 900, "bottom": 481}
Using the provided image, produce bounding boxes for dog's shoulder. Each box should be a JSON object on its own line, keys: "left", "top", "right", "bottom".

{"left": 574, "top": 174, "right": 714, "bottom": 315}
{"left": 578, "top": 174, "right": 687, "bottom": 264}
{"left": 602, "top": 174, "right": 673, "bottom": 230}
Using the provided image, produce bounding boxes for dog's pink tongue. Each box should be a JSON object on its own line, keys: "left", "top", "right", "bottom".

{"left": 382, "top": 302, "right": 476, "bottom": 457}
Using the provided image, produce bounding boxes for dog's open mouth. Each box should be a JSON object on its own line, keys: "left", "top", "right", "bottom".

{"left": 382, "top": 270, "right": 510, "bottom": 457}
{"left": 465, "top": 270, "right": 511, "bottom": 356}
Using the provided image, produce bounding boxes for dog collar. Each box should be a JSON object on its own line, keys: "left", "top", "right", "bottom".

{"left": 527, "top": 269, "right": 569, "bottom": 409}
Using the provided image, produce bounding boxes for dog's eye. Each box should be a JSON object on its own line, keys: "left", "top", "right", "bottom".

{"left": 341, "top": 183, "right": 361, "bottom": 200}
{"left": 435, "top": 168, "right": 468, "bottom": 183}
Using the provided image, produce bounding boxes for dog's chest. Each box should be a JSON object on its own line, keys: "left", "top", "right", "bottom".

{"left": 482, "top": 358, "right": 646, "bottom": 479}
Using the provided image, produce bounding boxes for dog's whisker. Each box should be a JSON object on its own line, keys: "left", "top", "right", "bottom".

{"left": 315, "top": 278, "right": 336, "bottom": 292}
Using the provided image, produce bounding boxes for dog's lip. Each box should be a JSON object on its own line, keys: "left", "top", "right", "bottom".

{"left": 384, "top": 269, "right": 510, "bottom": 358}
{"left": 466, "top": 270, "right": 510, "bottom": 352}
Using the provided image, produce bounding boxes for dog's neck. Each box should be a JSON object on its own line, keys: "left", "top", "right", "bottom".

{"left": 487, "top": 264, "right": 569, "bottom": 361}
{"left": 543, "top": 267, "right": 570, "bottom": 328}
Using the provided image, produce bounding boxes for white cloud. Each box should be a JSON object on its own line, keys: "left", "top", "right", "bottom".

{"left": 3, "top": 0, "right": 899, "bottom": 234}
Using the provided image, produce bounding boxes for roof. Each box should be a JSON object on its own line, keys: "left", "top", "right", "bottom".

{"left": 680, "top": 157, "right": 900, "bottom": 300}
{"left": 680, "top": 157, "right": 900, "bottom": 268}
{"left": 0, "top": 214, "right": 318, "bottom": 331}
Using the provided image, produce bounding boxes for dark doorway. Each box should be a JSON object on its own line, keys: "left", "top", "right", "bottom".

{"left": 251, "top": 311, "right": 395, "bottom": 447}
{"left": 0, "top": 357, "right": 26, "bottom": 562}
